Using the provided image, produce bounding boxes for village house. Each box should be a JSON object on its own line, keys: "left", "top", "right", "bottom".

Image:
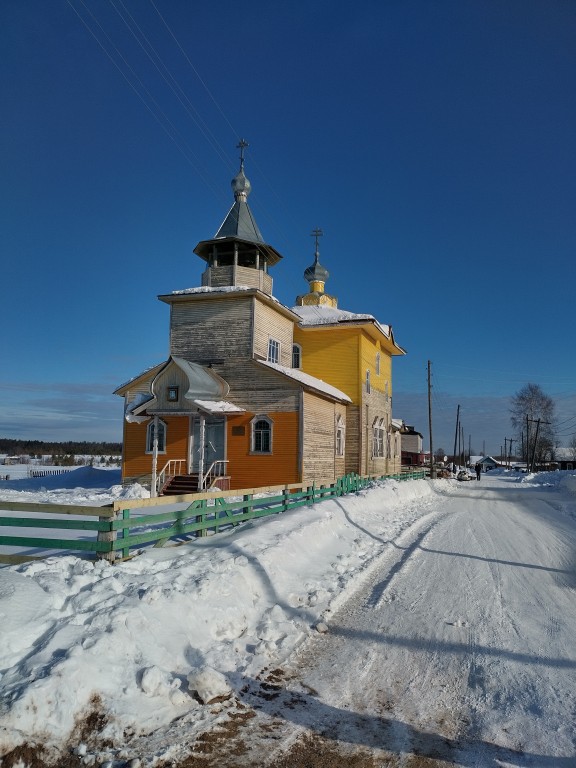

{"left": 400, "top": 424, "right": 427, "bottom": 466}
{"left": 114, "top": 144, "right": 405, "bottom": 495}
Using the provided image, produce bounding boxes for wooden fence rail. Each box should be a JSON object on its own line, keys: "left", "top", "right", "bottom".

{"left": 0, "top": 470, "right": 425, "bottom": 565}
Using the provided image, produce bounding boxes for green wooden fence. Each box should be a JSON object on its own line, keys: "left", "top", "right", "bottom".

{"left": 0, "top": 470, "right": 425, "bottom": 564}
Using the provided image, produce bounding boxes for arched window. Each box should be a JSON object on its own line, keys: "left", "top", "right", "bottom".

{"left": 376, "top": 352, "right": 381, "bottom": 376}
{"left": 251, "top": 415, "right": 273, "bottom": 453}
{"left": 292, "top": 343, "right": 302, "bottom": 369}
{"left": 372, "top": 417, "right": 385, "bottom": 458}
{"left": 366, "top": 369, "right": 371, "bottom": 394}
{"left": 336, "top": 414, "right": 345, "bottom": 457}
{"left": 146, "top": 419, "right": 166, "bottom": 454}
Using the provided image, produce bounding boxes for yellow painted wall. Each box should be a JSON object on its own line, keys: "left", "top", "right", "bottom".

{"left": 293, "top": 326, "right": 360, "bottom": 402}
{"left": 359, "top": 332, "right": 392, "bottom": 397}
{"left": 294, "top": 325, "right": 395, "bottom": 404}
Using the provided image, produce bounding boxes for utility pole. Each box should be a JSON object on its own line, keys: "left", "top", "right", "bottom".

{"left": 507, "top": 438, "right": 515, "bottom": 467}
{"left": 453, "top": 404, "right": 460, "bottom": 469}
{"left": 504, "top": 437, "right": 507, "bottom": 466}
{"left": 428, "top": 360, "right": 435, "bottom": 478}
{"left": 527, "top": 417, "right": 551, "bottom": 472}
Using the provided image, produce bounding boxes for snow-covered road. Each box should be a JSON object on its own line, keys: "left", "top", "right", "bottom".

{"left": 2, "top": 470, "right": 576, "bottom": 767}
{"left": 224, "top": 474, "right": 576, "bottom": 767}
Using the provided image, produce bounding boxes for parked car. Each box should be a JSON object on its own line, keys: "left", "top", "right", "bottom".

{"left": 457, "top": 470, "right": 472, "bottom": 481}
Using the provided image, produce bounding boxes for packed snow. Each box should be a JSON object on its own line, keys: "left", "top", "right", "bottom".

{"left": 1, "top": 467, "right": 576, "bottom": 766}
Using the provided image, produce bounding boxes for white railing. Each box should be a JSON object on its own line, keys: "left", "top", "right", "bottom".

{"left": 201, "top": 460, "right": 229, "bottom": 490}
{"left": 157, "top": 459, "right": 187, "bottom": 494}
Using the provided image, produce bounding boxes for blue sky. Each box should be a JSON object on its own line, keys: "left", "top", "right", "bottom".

{"left": 2, "top": 0, "right": 576, "bottom": 455}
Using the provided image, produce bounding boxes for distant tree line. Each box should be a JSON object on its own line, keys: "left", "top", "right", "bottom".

{"left": 0, "top": 439, "right": 122, "bottom": 457}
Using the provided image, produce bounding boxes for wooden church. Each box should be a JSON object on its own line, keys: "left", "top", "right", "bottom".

{"left": 114, "top": 143, "right": 405, "bottom": 495}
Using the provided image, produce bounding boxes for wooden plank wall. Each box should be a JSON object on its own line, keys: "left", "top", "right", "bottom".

{"left": 225, "top": 411, "right": 300, "bottom": 489}
{"left": 301, "top": 393, "right": 340, "bottom": 482}
{"left": 253, "top": 298, "right": 294, "bottom": 366}
{"left": 170, "top": 296, "right": 253, "bottom": 360}
{"left": 122, "top": 415, "right": 189, "bottom": 481}
{"left": 294, "top": 326, "right": 360, "bottom": 402}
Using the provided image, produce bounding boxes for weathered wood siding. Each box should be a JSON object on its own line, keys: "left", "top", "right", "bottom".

{"left": 226, "top": 411, "right": 300, "bottom": 489}
{"left": 152, "top": 364, "right": 192, "bottom": 412}
{"left": 169, "top": 296, "right": 253, "bottom": 361}
{"left": 202, "top": 265, "right": 273, "bottom": 294}
{"left": 214, "top": 361, "right": 300, "bottom": 413}
{"left": 122, "top": 415, "right": 189, "bottom": 482}
{"left": 345, "top": 405, "right": 361, "bottom": 474}
{"left": 301, "top": 393, "right": 347, "bottom": 483}
{"left": 253, "top": 298, "right": 294, "bottom": 365}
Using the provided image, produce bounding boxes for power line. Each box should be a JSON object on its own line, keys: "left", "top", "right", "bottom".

{"left": 67, "top": 0, "right": 222, "bottom": 199}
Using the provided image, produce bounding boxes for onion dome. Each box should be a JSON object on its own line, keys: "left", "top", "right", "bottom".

{"left": 304, "top": 228, "right": 329, "bottom": 285}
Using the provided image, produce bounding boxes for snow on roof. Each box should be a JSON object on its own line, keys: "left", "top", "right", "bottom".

{"left": 193, "top": 400, "right": 245, "bottom": 414}
{"left": 114, "top": 361, "right": 167, "bottom": 394}
{"left": 258, "top": 360, "right": 351, "bottom": 402}
{"left": 170, "top": 285, "right": 256, "bottom": 295}
{"left": 291, "top": 304, "right": 391, "bottom": 336}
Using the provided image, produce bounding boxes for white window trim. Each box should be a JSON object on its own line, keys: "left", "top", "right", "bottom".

{"left": 268, "top": 338, "right": 280, "bottom": 364}
{"left": 250, "top": 414, "right": 273, "bottom": 454}
{"left": 336, "top": 414, "right": 345, "bottom": 457}
{"left": 372, "top": 417, "right": 385, "bottom": 458}
{"left": 292, "top": 343, "right": 302, "bottom": 369}
{"left": 146, "top": 418, "right": 167, "bottom": 454}
{"left": 366, "top": 369, "right": 371, "bottom": 394}
{"left": 376, "top": 352, "right": 381, "bottom": 376}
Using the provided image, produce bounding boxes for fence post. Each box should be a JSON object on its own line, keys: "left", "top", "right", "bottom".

{"left": 308, "top": 482, "right": 315, "bottom": 507}
{"left": 121, "top": 509, "right": 130, "bottom": 560}
{"left": 97, "top": 513, "right": 116, "bottom": 563}
{"left": 196, "top": 499, "right": 207, "bottom": 537}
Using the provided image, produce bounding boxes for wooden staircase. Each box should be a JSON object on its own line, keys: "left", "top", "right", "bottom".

{"left": 161, "top": 473, "right": 201, "bottom": 496}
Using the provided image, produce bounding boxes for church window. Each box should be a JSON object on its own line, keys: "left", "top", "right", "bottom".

{"left": 268, "top": 338, "right": 280, "bottom": 364}
{"left": 251, "top": 415, "right": 273, "bottom": 453}
{"left": 146, "top": 419, "right": 166, "bottom": 454}
{"left": 366, "top": 369, "right": 371, "bottom": 394}
{"left": 167, "top": 385, "right": 179, "bottom": 402}
{"left": 376, "top": 352, "right": 381, "bottom": 376}
{"left": 336, "top": 415, "right": 345, "bottom": 457}
{"left": 372, "top": 417, "right": 385, "bottom": 458}
{"left": 292, "top": 343, "right": 302, "bottom": 369}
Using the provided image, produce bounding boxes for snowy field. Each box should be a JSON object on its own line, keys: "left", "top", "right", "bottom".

{"left": 1, "top": 468, "right": 576, "bottom": 766}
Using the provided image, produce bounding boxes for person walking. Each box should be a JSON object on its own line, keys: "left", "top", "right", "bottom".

{"left": 475, "top": 463, "right": 482, "bottom": 481}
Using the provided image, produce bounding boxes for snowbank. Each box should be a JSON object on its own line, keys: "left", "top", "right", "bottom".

{"left": 0, "top": 476, "right": 439, "bottom": 762}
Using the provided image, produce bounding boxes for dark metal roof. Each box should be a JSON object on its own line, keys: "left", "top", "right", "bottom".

{"left": 214, "top": 199, "right": 265, "bottom": 243}
{"left": 193, "top": 142, "right": 284, "bottom": 266}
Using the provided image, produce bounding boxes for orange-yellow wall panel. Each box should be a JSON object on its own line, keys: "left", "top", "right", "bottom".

{"left": 122, "top": 416, "right": 189, "bottom": 480}
{"left": 226, "top": 411, "right": 300, "bottom": 489}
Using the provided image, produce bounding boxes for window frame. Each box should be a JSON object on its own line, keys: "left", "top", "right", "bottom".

{"left": 146, "top": 419, "right": 167, "bottom": 454}
{"left": 292, "top": 343, "right": 302, "bottom": 369}
{"left": 250, "top": 415, "right": 273, "bottom": 454}
{"left": 167, "top": 385, "right": 179, "bottom": 402}
{"left": 268, "top": 337, "right": 280, "bottom": 364}
{"left": 372, "top": 417, "right": 385, "bottom": 458}
{"left": 336, "top": 414, "right": 345, "bottom": 457}
{"left": 366, "top": 369, "right": 371, "bottom": 394}
{"left": 376, "top": 352, "right": 381, "bottom": 376}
